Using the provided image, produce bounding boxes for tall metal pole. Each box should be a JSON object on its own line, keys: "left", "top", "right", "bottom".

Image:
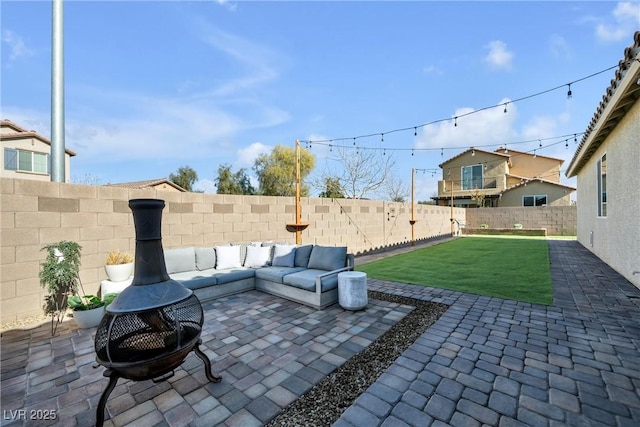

{"left": 51, "top": 0, "right": 65, "bottom": 182}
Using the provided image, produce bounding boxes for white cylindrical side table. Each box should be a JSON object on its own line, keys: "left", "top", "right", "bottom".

{"left": 338, "top": 271, "right": 368, "bottom": 310}
{"left": 100, "top": 277, "right": 133, "bottom": 295}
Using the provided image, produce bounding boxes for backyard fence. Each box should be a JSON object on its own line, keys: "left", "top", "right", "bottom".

{"left": 0, "top": 177, "right": 575, "bottom": 324}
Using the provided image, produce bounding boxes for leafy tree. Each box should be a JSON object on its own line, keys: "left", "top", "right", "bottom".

{"left": 215, "top": 164, "right": 256, "bottom": 195}
{"left": 169, "top": 166, "right": 198, "bottom": 192}
{"left": 319, "top": 177, "right": 345, "bottom": 198}
{"left": 253, "top": 145, "right": 315, "bottom": 196}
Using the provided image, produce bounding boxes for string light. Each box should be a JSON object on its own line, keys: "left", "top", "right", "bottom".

{"left": 567, "top": 83, "right": 572, "bottom": 99}
{"left": 454, "top": 116, "right": 458, "bottom": 127}
{"left": 414, "top": 127, "right": 417, "bottom": 136}
{"left": 299, "top": 62, "right": 617, "bottom": 149}
{"left": 503, "top": 103, "right": 508, "bottom": 113}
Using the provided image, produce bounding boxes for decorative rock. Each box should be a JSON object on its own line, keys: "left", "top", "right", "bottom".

{"left": 338, "top": 271, "right": 368, "bottom": 310}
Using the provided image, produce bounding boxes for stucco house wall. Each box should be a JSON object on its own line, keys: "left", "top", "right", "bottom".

{"left": 567, "top": 31, "right": 640, "bottom": 289}
{"left": 499, "top": 181, "right": 573, "bottom": 207}
{"left": 575, "top": 99, "right": 640, "bottom": 287}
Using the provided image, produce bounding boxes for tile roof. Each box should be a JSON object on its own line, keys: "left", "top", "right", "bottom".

{"left": 106, "top": 178, "right": 186, "bottom": 191}
{"left": 566, "top": 31, "right": 640, "bottom": 177}
{"left": 0, "top": 119, "right": 77, "bottom": 156}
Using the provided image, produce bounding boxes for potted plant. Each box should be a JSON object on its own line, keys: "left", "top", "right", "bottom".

{"left": 68, "top": 294, "right": 105, "bottom": 328}
{"left": 104, "top": 250, "right": 134, "bottom": 282}
{"left": 68, "top": 293, "right": 117, "bottom": 328}
{"left": 39, "top": 241, "right": 82, "bottom": 335}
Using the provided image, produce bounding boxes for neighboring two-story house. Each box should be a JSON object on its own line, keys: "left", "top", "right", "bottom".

{"left": 432, "top": 147, "right": 575, "bottom": 207}
{"left": 1, "top": 119, "right": 76, "bottom": 182}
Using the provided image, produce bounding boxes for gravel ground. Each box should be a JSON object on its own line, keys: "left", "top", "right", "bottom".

{"left": 266, "top": 291, "right": 448, "bottom": 426}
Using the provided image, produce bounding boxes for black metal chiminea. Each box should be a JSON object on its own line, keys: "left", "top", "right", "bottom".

{"left": 93, "top": 199, "right": 220, "bottom": 427}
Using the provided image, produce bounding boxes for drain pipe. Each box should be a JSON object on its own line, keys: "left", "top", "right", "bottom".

{"left": 51, "top": 0, "right": 65, "bottom": 182}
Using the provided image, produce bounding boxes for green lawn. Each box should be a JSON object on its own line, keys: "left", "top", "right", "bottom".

{"left": 357, "top": 236, "right": 553, "bottom": 305}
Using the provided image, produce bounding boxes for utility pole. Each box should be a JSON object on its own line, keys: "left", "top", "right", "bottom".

{"left": 51, "top": 0, "right": 65, "bottom": 182}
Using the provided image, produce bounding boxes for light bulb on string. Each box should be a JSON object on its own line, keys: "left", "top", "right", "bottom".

{"left": 567, "top": 83, "right": 572, "bottom": 99}
{"left": 503, "top": 103, "right": 508, "bottom": 114}
{"left": 414, "top": 127, "right": 417, "bottom": 137}
{"left": 565, "top": 139, "right": 569, "bottom": 149}
{"left": 353, "top": 138, "right": 356, "bottom": 146}
{"left": 381, "top": 133, "right": 384, "bottom": 143}
{"left": 471, "top": 148, "right": 475, "bottom": 157}
{"left": 454, "top": 117, "right": 458, "bottom": 127}
{"left": 574, "top": 134, "right": 577, "bottom": 143}
{"left": 539, "top": 140, "right": 542, "bottom": 148}
{"left": 441, "top": 148, "right": 444, "bottom": 157}
{"left": 411, "top": 149, "right": 414, "bottom": 156}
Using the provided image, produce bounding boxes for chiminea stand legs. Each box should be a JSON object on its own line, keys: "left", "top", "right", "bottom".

{"left": 95, "top": 341, "right": 221, "bottom": 427}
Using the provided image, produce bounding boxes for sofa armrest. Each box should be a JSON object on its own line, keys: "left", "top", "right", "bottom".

{"left": 314, "top": 260, "right": 355, "bottom": 295}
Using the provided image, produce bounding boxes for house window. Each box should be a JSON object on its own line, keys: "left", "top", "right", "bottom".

{"left": 597, "top": 154, "right": 607, "bottom": 217}
{"left": 4, "top": 148, "right": 49, "bottom": 174}
{"left": 523, "top": 195, "right": 547, "bottom": 206}
{"left": 462, "top": 164, "right": 483, "bottom": 190}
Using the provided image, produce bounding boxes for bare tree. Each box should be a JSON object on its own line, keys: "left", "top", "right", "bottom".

{"left": 318, "top": 146, "right": 395, "bottom": 199}
{"left": 383, "top": 173, "right": 409, "bottom": 202}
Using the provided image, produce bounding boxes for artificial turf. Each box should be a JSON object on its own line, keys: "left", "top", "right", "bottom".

{"left": 357, "top": 236, "right": 554, "bottom": 305}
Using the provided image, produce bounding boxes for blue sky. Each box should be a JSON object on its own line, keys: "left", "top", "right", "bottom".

{"left": 2, "top": 1, "right": 638, "bottom": 200}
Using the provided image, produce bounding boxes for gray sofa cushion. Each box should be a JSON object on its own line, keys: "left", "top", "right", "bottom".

{"left": 282, "top": 269, "right": 339, "bottom": 292}
{"left": 171, "top": 270, "right": 218, "bottom": 290}
{"left": 307, "top": 246, "right": 347, "bottom": 271}
{"left": 255, "top": 266, "right": 306, "bottom": 284}
{"left": 165, "top": 247, "right": 196, "bottom": 274}
{"left": 213, "top": 267, "right": 256, "bottom": 285}
{"left": 272, "top": 244, "right": 296, "bottom": 267}
{"left": 294, "top": 245, "right": 314, "bottom": 268}
{"left": 195, "top": 247, "right": 216, "bottom": 271}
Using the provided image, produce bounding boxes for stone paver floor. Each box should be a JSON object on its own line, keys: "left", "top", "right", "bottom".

{"left": 2, "top": 239, "right": 640, "bottom": 426}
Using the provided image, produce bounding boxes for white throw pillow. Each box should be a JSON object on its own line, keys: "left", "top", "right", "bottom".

{"left": 244, "top": 245, "right": 271, "bottom": 268}
{"left": 271, "top": 244, "right": 296, "bottom": 267}
{"left": 215, "top": 246, "right": 242, "bottom": 269}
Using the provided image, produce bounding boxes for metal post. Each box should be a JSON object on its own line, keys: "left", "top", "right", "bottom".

{"left": 51, "top": 0, "right": 65, "bottom": 182}
{"left": 410, "top": 168, "right": 415, "bottom": 245}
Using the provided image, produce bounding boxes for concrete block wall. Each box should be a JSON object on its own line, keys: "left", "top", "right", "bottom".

{"left": 1, "top": 178, "right": 461, "bottom": 324}
{"left": 465, "top": 206, "right": 577, "bottom": 236}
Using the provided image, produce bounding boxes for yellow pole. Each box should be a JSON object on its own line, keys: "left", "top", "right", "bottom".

{"left": 450, "top": 179, "right": 454, "bottom": 235}
{"left": 295, "top": 140, "right": 302, "bottom": 245}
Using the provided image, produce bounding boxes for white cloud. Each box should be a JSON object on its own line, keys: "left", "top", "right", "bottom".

{"left": 415, "top": 98, "right": 518, "bottom": 152}
{"left": 423, "top": 65, "right": 443, "bottom": 75}
{"left": 237, "top": 142, "right": 271, "bottom": 167}
{"left": 483, "top": 40, "right": 514, "bottom": 71}
{"left": 1, "top": 29, "right": 34, "bottom": 61}
{"left": 595, "top": 2, "right": 640, "bottom": 42}
{"left": 549, "top": 34, "right": 573, "bottom": 60}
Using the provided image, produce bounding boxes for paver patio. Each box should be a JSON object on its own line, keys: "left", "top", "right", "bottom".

{"left": 2, "top": 239, "right": 640, "bottom": 426}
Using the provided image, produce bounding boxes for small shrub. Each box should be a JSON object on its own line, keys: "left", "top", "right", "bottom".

{"left": 480, "top": 224, "right": 489, "bottom": 229}
{"left": 513, "top": 223, "right": 523, "bottom": 229}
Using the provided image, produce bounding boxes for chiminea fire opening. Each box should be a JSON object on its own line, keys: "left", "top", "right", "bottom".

{"left": 93, "top": 199, "right": 220, "bottom": 427}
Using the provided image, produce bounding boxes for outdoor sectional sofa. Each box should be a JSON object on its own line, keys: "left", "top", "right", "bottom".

{"left": 163, "top": 243, "right": 355, "bottom": 309}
